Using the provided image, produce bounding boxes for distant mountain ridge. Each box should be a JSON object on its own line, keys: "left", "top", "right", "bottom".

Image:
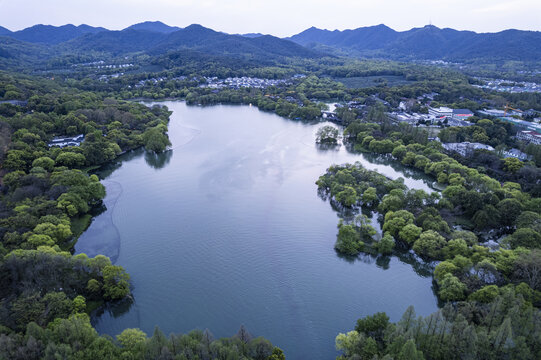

{"left": 1, "top": 21, "right": 540, "bottom": 68}
{"left": 125, "top": 21, "right": 181, "bottom": 34}
{"left": 8, "top": 24, "right": 107, "bottom": 44}
{"left": 0, "top": 23, "right": 324, "bottom": 69}
{"left": 287, "top": 24, "right": 541, "bottom": 62}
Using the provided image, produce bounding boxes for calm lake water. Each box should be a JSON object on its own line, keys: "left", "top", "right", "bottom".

{"left": 76, "top": 101, "right": 438, "bottom": 360}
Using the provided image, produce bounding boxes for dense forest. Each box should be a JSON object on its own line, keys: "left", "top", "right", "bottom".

{"left": 0, "top": 73, "right": 283, "bottom": 359}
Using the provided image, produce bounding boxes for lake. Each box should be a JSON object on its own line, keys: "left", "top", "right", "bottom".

{"left": 76, "top": 101, "right": 438, "bottom": 360}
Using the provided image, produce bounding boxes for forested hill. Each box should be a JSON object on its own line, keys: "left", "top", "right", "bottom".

{"left": 124, "top": 21, "right": 181, "bottom": 34}
{"left": 0, "top": 23, "right": 324, "bottom": 70}
{"left": 5, "top": 24, "right": 108, "bottom": 45}
{"left": 287, "top": 24, "right": 541, "bottom": 62}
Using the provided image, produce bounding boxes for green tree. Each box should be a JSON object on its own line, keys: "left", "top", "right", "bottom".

{"left": 438, "top": 273, "right": 466, "bottom": 301}
{"left": 399, "top": 224, "right": 422, "bottom": 245}
{"left": 335, "top": 186, "right": 358, "bottom": 207}
{"left": 335, "top": 224, "right": 362, "bottom": 255}
{"left": 102, "top": 265, "right": 130, "bottom": 300}
{"left": 143, "top": 125, "right": 171, "bottom": 153}
{"left": 316, "top": 125, "right": 340, "bottom": 144}
{"left": 413, "top": 230, "right": 446, "bottom": 259}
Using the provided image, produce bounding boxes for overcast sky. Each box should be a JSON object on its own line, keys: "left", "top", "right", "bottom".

{"left": 1, "top": 0, "right": 540, "bottom": 36}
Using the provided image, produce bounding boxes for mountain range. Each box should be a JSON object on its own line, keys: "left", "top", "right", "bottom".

{"left": 0, "top": 21, "right": 540, "bottom": 70}
{"left": 287, "top": 24, "right": 541, "bottom": 62}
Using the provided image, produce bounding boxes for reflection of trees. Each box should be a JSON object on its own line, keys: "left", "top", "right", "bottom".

{"left": 345, "top": 145, "right": 435, "bottom": 184}
{"left": 92, "top": 296, "right": 134, "bottom": 321}
{"left": 96, "top": 148, "right": 146, "bottom": 179}
{"left": 144, "top": 149, "right": 173, "bottom": 169}
{"left": 315, "top": 143, "right": 341, "bottom": 152}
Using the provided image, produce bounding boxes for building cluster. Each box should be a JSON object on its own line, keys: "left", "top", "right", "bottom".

{"left": 517, "top": 130, "right": 541, "bottom": 145}
{"left": 473, "top": 78, "right": 541, "bottom": 93}
{"left": 48, "top": 134, "right": 84, "bottom": 148}
{"left": 442, "top": 142, "right": 494, "bottom": 157}
{"left": 502, "top": 148, "right": 532, "bottom": 161}
{"left": 133, "top": 76, "right": 189, "bottom": 88}
{"left": 389, "top": 106, "right": 474, "bottom": 128}
{"left": 201, "top": 77, "right": 291, "bottom": 89}
{"left": 428, "top": 107, "right": 474, "bottom": 123}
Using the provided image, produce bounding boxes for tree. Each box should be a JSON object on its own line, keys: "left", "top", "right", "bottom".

{"left": 143, "top": 125, "right": 171, "bottom": 153}
{"left": 355, "top": 312, "right": 389, "bottom": 342}
{"left": 102, "top": 265, "right": 130, "bottom": 300}
{"left": 335, "top": 186, "right": 358, "bottom": 207}
{"left": 316, "top": 125, "right": 340, "bottom": 144}
{"left": 469, "top": 285, "right": 500, "bottom": 303}
{"left": 496, "top": 198, "right": 523, "bottom": 227}
{"left": 399, "top": 224, "right": 422, "bottom": 245}
{"left": 413, "top": 230, "right": 446, "bottom": 259}
{"left": 335, "top": 331, "right": 362, "bottom": 357}
{"left": 32, "top": 156, "right": 55, "bottom": 171}
{"left": 335, "top": 224, "right": 362, "bottom": 255}
{"left": 375, "top": 233, "right": 395, "bottom": 255}
{"left": 55, "top": 152, "right": 86, "bottom": 168}
{"left": 362, "top": 187, "right": 377, "bottom": 205}
{"left": 503, "top": 157, "right": 524, "bottom": 173}
{"left": 438, "top": 273, "right": 466, "bottom": 301}
{"left": 506, "top": 228, "right": 541, "bottom": 249}
{"left": 382, "top": 210, "right": 414, "bottom": 238}
{"left": 513, "top": 250, "right": 541, "bottom": 290}
{"left": 398, "top": 339, "right": 424, "bottom": 360}
{"left": 117, "top": 328, "right": 147, "bottom": 352}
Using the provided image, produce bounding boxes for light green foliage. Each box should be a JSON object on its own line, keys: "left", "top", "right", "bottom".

{"left": 362, "top": 187, "right": 377, "bottom": 205}
{"left": 32, "top": 156, "right": 55, "bottom": 171}
{"left": 335, "top": 224, "right": 363, "bottom": 255}
{"left": 434, "top": 261, "right": 458, "bottom": 282}
{"left": 117, "top": 328, "right": 147, "bottom": 351}
{"left": 469, "top": 285, "right": 500, "bottom": 303}
{"left": 399, "top": 224, "right": 422, "bottom": 244}
{"left": 442, "top": 239, "right": 469, "bottom": 258}
{"left": 503, "top": 157, "right": 524, "bottom": 173}
{"left": 33, "top": 222, "right": 72, "bottom": 243}
{"left": 102, "top": 265, "right": 131, "bottom": 300}
{"left": 412, "top": 230, "right": 446, "bottom": 259}
{"left": 143, "top": 124, "right": 171, "bottom": 153}
{"left": 335, "top": 186, "right": 358, "bottom": 207}
{"left": 507, "top": 228, "right": 541, "bottom": 249}
{"left": 382, "top": 210, "right": 414, "bottom": 238}
{"left": 336, "top": 331, "right": 362, "bottom": 358}
{"left": 438, "top": 273, "right": 467, "bottom": 301}
{"left": 375, "top": 233, "right": 395, "bottom": 255}
{"left": 72, "top": 295, "right": 86, "bottom": 313}
{"left": 55, "top": 152, "right": 86, "bottom": 168}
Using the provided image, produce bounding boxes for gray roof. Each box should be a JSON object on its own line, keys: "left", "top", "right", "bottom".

{"left": 453, "top": 109, "right": 473, "bottom": 114}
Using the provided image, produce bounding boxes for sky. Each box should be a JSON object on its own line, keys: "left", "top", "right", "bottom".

{"left": 0, "top": 0, "right": 540, "bottom": 36}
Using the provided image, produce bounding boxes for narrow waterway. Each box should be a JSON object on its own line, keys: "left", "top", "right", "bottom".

{"left": 76, "top": 102, "right": 438, "bottom": 360}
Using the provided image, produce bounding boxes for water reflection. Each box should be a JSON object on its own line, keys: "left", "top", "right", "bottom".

{"left": 78, "top": 101, "right": 438, "bottom": 360}
{"left": 92, "top": 297, "right": 134, "bottom": 321}
{"left": 144, "top": 149, "right": 173, "bottom": 169}
{"left": 315, "top": 143, "right": 341, "bottom": 152}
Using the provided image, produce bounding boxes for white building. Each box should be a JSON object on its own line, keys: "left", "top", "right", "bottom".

{"left": 516, "top": 130, "right": 541, "bottom": 145}
{"left": 48, "top": 134, "right": 85, "bottom": 148}
{"left": 442, "top": 142, "right": 494, "bottom": 157}
{"left": 428, "top": 106, "right": 453, "bottom": 118}
{"left": 502, "top": 148, "right": 531, "bottom": 161}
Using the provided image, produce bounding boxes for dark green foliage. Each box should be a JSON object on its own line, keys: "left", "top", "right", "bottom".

{"left": 337, "top": 289, "right": 541, "bottom": 360}
{"left": 0, "top": 316, "right": 281, "bottom": 360}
